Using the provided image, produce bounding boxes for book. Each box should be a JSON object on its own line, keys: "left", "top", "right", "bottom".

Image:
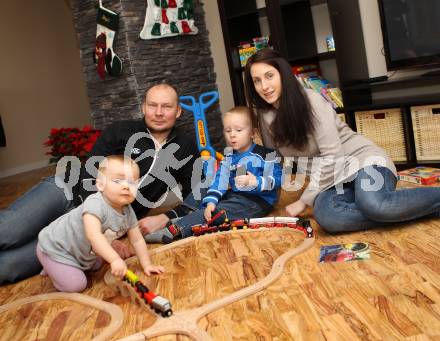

{"left": 238, "top": 36, "right": 269, "bottom": 67}
{"left": 238, "top": 45, "right": 256, "bottom": 67}
{"left": 326, "top": 35, "right": 335, "bottom": 52}
{"left": 397, "top": 167, "right": 440, "bottom": 185}
{"left": 293, "top": 66, "right": 344, "bottom": 109}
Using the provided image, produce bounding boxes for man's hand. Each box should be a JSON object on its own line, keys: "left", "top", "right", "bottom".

{"left": 139, "top": 214, "right": 170, "bottom": 235}
{"left": 285, "top": 200, "right": 307, "bottom": 217}
{"left": 111, "top": 239, "right": 134, "bottom": 259}
{"left": 235, "top": 171, "right": 258, "bottom": 188}
{"left": 204, "top": 203, "right": 216, "bottom": 221}
{"left": 143, "top": 264, "right": 165, "bottom": 276}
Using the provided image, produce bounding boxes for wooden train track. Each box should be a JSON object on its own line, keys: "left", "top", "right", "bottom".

{"left": 0, "top": 292, "right": 123, "bottom": 341}
{"left": 106, "top": 227, "right": 315, "bottom": 341}
{"left": 0, "top": 225, "right": 313, "bottom": 340}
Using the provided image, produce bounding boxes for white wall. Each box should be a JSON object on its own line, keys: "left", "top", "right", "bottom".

{"left": 201, "top": 0, "right": 234, "bottom": 113}
{"left": 358, "top": 0, "right": 388, "bottom": 78}
{"left": 311, "top": 3, "right": 333, "bottom": 54}
{"left": 311, "top": 3, "right": 339, "bottom": 85}
{"left": 0, "top": 0, "right": 91, "bottom": 178}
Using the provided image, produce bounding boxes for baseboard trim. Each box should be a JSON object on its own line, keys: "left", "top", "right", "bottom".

{"left": 0, "top": 160, "right": 51, "bottom": 179}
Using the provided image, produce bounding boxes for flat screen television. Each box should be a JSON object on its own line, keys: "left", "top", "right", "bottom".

{"left": 378, "top": 0, "right": 440, "bottom": 71}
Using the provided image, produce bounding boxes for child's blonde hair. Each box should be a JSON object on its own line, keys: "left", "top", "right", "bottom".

{"left": 222, "top": 106, "right": 256, "bottom": 129}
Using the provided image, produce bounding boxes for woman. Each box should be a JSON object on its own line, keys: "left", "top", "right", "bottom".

{"left": 244, "top": 48, "right": 440, "bottom": 233}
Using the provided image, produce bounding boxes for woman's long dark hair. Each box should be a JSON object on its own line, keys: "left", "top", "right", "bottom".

{"left": 244, "top": 49, "right": 314, "bottom": 150}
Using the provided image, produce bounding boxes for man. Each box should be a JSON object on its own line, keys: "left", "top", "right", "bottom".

{"left": 0, "top": 83, "right": 198, "bottom": 284}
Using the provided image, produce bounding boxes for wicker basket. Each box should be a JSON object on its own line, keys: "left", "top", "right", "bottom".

{"left": 337, "top": 113, "right": 346, "bottom": 123}
{"left": 355, "top": 108, "right": 407, "bottom": 162}
{"left": 411, "top": 104, "right": 440, "bottom": 161}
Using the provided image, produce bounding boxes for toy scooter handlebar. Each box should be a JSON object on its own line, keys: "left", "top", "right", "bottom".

{"left": 199, "top": 91, "right": 218, "bottom": 112}
{"left": 179, "top": 95, "right": 197, "bottom": 113}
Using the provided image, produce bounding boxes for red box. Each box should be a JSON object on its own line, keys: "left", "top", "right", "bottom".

{"left": 397, "top": 167, "right": 440, "bottom": 185}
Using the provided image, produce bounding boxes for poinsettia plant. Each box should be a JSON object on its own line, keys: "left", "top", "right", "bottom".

{"left": 44, "top": 125, "right": 101, "bottom": 164}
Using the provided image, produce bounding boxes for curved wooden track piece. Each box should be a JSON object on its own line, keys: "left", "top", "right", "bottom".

{"left": 107, "top": 227, "right": 314, "bottom": 341}
{"left": 0, "top": 292, "right": 124, "bottom": 341}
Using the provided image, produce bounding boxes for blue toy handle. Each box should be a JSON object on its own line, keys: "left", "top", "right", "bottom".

{"left": 179, "top": 92, "right": 221, "bottom": 179}
{"left": 179, "top": 95, "right": 197, "bottom": 114}
{"left": 199, "top": 91, "right": 219, "bottom": 112}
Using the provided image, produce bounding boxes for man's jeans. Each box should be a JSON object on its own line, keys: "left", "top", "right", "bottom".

{"left": 176, "top": 189, "right": 270, "bottom": 238}
{"left": 314, "top": 166, "right": 440, "bottom": 233}
{"left": 0, "top": 176, "right": 75, "bottom": 284}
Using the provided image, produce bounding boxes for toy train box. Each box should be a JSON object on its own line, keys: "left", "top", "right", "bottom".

{"left": 397, "top": 166, "right": 440, "bottom": 185}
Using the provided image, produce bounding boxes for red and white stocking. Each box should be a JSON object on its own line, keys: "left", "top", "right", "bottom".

{"left": 92, "top": 1, "right": 122, "bottom": 79}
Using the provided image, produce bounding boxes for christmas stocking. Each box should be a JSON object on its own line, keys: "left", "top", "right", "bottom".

{"left": 140, "top": 0, "right": 198, "bottom": 39}
{"left": 93, "top": 2, "right": 122, "bottom": 78}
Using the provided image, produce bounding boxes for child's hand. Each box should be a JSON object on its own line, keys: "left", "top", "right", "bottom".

{"left": 143, "top": 264, "right": 165, "bottom": 276}
{"left": 235, "top": 171, "right": 258, "bottom": 188}
{"left": 110, "top": 258, "right": 127, "bottom": 278}
{"left": 204, "top": 203, "right": 216, "bottom": 221}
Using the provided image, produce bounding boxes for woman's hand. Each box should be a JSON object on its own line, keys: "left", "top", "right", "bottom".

{"left": 143, "top": 264, "right": 165, "bottom": 276}
{"left": 285, "top": 200, "right": 307, "bottom": 217}
{"left": 204, "top": 203, "right": 216, "bottom": 221}
{"left": 235, "top": 171, "right": 258, "bottom": 188}
{"left": 110, "top": 258, "right": 127, "bottom": 279}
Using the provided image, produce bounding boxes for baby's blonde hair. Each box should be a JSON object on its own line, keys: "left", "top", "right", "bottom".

{"left": 222, "top": 106, "right": 256, "bottom": 129}
{"left": 97, "top": 155, "right": 140, "bottom": 181}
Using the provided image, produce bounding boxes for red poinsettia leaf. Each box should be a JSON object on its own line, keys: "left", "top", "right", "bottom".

{"left": 45, "top": 126, "right": 102, "bottom": 164}
{"left": 83, "top": 142, "right": 94, "bottom": 152}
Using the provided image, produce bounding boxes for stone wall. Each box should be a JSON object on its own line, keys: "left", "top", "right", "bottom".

{"left": 70, "top": 0, "right": 224, "bottom": 148}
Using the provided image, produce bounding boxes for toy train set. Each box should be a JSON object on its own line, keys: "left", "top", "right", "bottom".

{"left": 124, "top": 269, "right": 173, "bottom": 317}
{"left": 191, "top": 215, "right": 314, "bottom": 238}
{"left": 121, "top": 216, "right": 312, "bottom": 317}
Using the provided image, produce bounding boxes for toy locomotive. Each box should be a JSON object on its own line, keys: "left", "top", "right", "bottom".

{"left": 124, "top": 269, "right": 173, "bottom": 317}
{"left": 191, "top": 215, "right": 313, "bottom": 238}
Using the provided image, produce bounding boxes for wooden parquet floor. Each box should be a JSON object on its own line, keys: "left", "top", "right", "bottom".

{"left": 0, "top": 167, "right": 439, "bottom": 340}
